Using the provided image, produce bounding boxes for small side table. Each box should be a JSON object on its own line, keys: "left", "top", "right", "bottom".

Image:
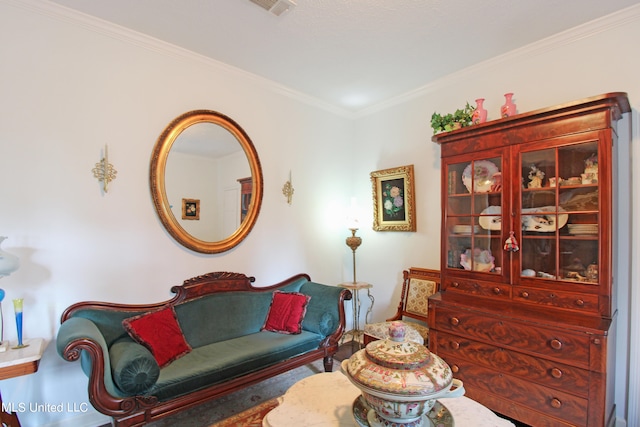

{"left": 0, "top": 338, "right": 46, "bottom": 427}
{"left": 338, "top": 282, "right": 374, "bottom": 348}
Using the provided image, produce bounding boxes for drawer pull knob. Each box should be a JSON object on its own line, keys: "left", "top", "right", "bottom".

{"left": 551, "top": 368, "right": 563, "bottom": 378}
{"left": 473, "top": 283, "right": 479, "bottom": 289}
{"left": 450, "top": 317, "right": 460, "bottom": 326}
{"left": 493, "top": 287, "right": 501, "bottom": 295}
{"left": 452, "top": 282, "right": 460, "bottom": 288}
{"left": 450, "top": 341, "right": 460, "bottom": 350}
{"left": 521, "top": 291, "right": 529, "bottom": 298}
{"left": 551, "top": 398, "right": 562, "bottom": 409}
{"left": 593, "top": 338, "right": 601, "bottom": 345}
{"left": 575, "top": 299, "right": 584, "bottom": 306}
{"left": 550, "top": 339, "right": 563, "bottom": 350}
{"left": 451, "top": 364, "right": 459, "bottom": 373}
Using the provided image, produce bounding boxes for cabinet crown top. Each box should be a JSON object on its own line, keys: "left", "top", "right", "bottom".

{"left": 432, "top": 92, "right": 630, "bottom": 145}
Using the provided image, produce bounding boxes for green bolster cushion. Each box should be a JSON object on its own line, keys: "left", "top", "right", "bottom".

{"left": 305, "top": 312, "right": 334, "bottom": 336}
{"left": 300, "top": 282, "right": 340, "bottom": 336}
{"left": 109, "top": 337, "right": 160, "bottom": 395}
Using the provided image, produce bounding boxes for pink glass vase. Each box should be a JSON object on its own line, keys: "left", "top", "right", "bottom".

{"left": 501, "top": 93, "right": 516, "bottom": 117}
{"left": 472, "top": 98, "right": 487, "bottom": 124}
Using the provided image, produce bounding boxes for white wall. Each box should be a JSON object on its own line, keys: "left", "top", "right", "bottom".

{"left": 1, "top": 1, "right": 639, "bottom": 426}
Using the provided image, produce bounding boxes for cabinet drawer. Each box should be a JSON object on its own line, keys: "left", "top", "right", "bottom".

{"left": 513, "top": 286, "right": 599, "bottom": 313}
{"left": 435, "top": 332, "right": 590, "bottom": 396}
{"left": 443, "top": 355, "right": 588, "bottom": 426}
{"left": 444, "top": 277, "right": 511, "bottom": 299}
{"left": 433, "top": 307, "right": 591, "bottom": 367}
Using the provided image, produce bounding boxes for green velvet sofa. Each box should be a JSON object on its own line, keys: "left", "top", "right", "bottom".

{"left": 56, "top": 272, "right": 351, "bottom": 427}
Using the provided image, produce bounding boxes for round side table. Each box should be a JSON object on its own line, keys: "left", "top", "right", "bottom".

{"left": 338, "top": 282, "right": 374, "bottom": 348}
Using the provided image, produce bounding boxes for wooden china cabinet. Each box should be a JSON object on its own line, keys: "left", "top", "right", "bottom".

{"left": 429, "top": 93, "right": 630, "bottom": 427}
{"left": 237, "top": 177, "right": 252, "bottom": 222}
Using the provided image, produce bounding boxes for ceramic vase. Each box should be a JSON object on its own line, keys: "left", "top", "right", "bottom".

{"left": 472, "top": 98, "right": 487, "bottom": 124}
{"left": 500, "top": 93, "right": 517, "bottom": 117}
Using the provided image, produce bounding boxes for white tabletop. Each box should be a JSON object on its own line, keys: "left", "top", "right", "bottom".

{"left": 0, "top": 338, "right": 45, "bottom": 369}
{"left": 263, "top": 371, "right": 515, "bottom": 427}
{"left": 338, "top": 282, "right": 373, "bottom": 290}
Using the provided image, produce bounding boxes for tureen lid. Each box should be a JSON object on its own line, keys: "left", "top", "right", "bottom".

{"left": 344, "top": 322, "right": 453, "bottom": 397}
{"left": 365, "top": 334, "right": 431, "bottom": 370}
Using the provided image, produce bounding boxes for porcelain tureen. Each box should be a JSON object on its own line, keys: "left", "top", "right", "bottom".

{"left": 342, "top": 322, "right": 464, "bottom": 426}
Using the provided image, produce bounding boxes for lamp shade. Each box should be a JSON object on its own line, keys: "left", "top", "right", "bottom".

{"left": 346, "top": 197, "right": 360, "bottom": 230}
{"left": 0, "top": 237, "right": 19, "bottom": 277}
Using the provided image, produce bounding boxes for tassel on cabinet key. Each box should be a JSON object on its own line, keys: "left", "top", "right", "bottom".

{"left": 504, "top": 231, "right": 519, "bottom": 252}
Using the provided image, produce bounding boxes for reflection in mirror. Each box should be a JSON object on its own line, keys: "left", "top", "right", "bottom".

{"left": 150, "top": 110, "right": 263, "bottom": 253}
{"left": 167, "top": 123, "right": 249, "bottom": 241}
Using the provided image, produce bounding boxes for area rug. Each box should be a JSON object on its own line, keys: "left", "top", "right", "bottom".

{"left": 209, "top": 398, "right": 279, "bottom": 427}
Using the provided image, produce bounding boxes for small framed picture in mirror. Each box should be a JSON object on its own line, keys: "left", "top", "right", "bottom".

{"left": 182, "top": 198, "right": 200, "bottom": 220}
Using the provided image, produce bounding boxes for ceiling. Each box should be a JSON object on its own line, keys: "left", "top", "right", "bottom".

{"left": 49, "top": 0, "right": 639, "bottom": 113}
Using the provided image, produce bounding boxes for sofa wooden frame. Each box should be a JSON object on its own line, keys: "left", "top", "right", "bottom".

{"left": 58, "top": 272, "right": 351, "bottom": 427}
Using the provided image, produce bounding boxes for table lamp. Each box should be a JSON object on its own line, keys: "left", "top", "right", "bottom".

{"left": 0, "top": 236, "right": 20, "bottom": 352}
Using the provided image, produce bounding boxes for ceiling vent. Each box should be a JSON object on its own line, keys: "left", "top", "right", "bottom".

{"left": 249, "top": 0, "right": 297, "bottom": 16}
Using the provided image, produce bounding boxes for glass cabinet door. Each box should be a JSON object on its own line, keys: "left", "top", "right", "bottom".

{"left": 445, "top": 155, "right": 504, "bottom": 276}
{"left": 518, "top": 140, "right": 600, "bottom": 284}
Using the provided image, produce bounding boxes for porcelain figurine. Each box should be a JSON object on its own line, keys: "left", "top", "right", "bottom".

{"left": 528, "top": 164, "right": 545, "bottom": 188}
{"left": 583, "top": 153, "right": 598, "bottom": 183}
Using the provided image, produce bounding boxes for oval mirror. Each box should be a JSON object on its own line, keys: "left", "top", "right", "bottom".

{"left": 150, "top": 110, "right": 263, "bottom": 253}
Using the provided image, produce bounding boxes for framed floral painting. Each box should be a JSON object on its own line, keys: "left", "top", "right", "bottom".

{"left": 182, "top": 198, "right": 200, "bottom": 220}
{"left": 370, "top": 165, "right": 416, "bottom": 231}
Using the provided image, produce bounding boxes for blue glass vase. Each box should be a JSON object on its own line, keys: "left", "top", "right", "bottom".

{"left": 13, "top": 298, "right": 28, "bottom": 349}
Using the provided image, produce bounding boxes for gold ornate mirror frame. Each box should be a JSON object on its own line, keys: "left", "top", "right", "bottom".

{"left": 150, "top": 110, "right": 263, "bottom": 253}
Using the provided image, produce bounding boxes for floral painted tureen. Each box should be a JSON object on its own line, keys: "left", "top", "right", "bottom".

{"left": 342, "top": 322, "right": 464, "bottom": 426}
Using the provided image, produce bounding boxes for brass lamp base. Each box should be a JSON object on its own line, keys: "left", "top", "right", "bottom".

{"left": 346, "top": 229, "right": 362, "bottom": 252}
{"left": 346, "top": 228, "right": 362, "bottom": 284}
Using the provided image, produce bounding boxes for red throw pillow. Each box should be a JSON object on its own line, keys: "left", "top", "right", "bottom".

{"left": 122, "top": 306, "right": 192, "bottom": 368}
{"left": 262, "top": 291, "right": 311, "bottom": 334}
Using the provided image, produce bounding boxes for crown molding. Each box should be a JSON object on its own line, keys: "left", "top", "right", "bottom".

{"left": 4, "top": 0, "right": 638, "bottom": 120}
{"left": 1, "top": 0, "right": 356, "bottom": 119}
{"left": 356, "top": 3, "right": 640, "bottom": 118}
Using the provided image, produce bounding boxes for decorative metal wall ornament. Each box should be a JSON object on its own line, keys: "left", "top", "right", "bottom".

{"left": 92, "top": 144, "right": 117, "bottom": 193}
{"left": 282, "top": 170, "right": 294, "bottom": 205}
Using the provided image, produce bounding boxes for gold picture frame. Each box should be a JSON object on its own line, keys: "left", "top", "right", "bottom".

{"left": 371, "top": 165, "right": 416, "bottom": 231}
{"left": 182, "top": 198, "right": 200, "bottom": 220}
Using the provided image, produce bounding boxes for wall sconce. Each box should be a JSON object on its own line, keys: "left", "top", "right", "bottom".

{"left": 92, "top": 144, "right": 117, "bottom": 193}
{"left": 282, "top": 170, "right": 294, "bottom": 205}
